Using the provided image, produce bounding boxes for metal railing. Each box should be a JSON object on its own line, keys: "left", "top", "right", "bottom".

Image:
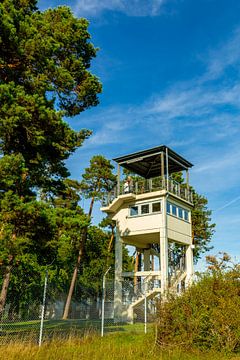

{"left": 102, "top": 177, "right": 193, "bottom": 206}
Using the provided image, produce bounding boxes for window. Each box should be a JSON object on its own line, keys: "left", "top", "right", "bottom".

{"left": 167, "top": 201, "right": 190, "bottom": 222}
{"left": 184, "top": 210, "right": 189, "bottom": 221}
{"left": 152, "top": 202, "right": 161, "bottom": 213}
{"left": 129, "top": 200, "right": 162, "bottom": 217}
{"left": 130, "top": 206, "right": 138, "bottom": 216}
{"left": 172, "top": 204, "right": 177, "bottom": 216}
{"left": 167, "top": 202, "right": 171, "bottom": 214}
{"left": 141, "top": 204, "right": 149, "bottom": 214}
{"left": 178, "top": 207, "right": 183, "bottom": 219}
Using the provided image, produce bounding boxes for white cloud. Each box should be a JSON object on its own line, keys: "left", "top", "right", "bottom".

{"left": 75, "top": 25, "right": 240, "bottom": 195}
{"left": 74, "top": 0, "right": 165, "bottom": 17}
{"left": 202, "top": 28, "right": 240, "bottom": 81}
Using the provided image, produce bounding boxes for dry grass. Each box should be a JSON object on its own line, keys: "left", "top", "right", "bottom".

{"left": 1, "top": 332, "right": 240, "bottom": 360}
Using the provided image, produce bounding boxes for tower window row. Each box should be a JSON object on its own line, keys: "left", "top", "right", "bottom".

{"left": 167, "top": 201, "right": 189, "bottom": 222}
{"left": 129, "top": 201, "right": 161, "bottom": 217}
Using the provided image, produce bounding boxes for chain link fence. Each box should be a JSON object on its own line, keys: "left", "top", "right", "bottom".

{"left": 0, "top": 273, "right": 158, "bottom": 345}
{"left": 101, "top": 276, "right": 159, "bottom": 336}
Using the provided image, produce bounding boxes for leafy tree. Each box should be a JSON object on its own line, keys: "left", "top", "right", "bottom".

{"left": 0, "top": 1, "right": 101, "bottom": 312}
{"left": 62, "top": 156, "right": 116, "bottom": 319}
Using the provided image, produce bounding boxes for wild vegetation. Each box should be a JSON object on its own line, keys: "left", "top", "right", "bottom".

{"left": 157, "top": 254, "right": 240, "bottom": 353}
{"left": 1, "top": 332, "right": 239, "bottom": 360}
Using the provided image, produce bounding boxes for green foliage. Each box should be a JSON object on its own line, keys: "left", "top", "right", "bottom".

{"left": 0, "top": 0, "right": 102, "bottom": 311}
{"left": 0, "top": 196, "right": 55, "bottom": 266}
{"left": 191, "top": 190, "right": 215, "bottom": 261}
{"left": 157, "top": 254, "right": 240, "bottom": 353}
{"left": 78, "top": 225, "right": 114, "bottom": 297}
{"left": 0, "top": 1, "right": 101, "bottom": 193}
{"left": 81, "top": 155, "right": 116, "bottom": 202}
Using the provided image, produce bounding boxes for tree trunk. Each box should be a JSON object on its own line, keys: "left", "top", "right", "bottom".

{"left": 0, "top": 264, "right": 13, "bottom": 316}
{"left": 106, "top": 227, "right": 115, "bottom": 266}
{"left": 62, "top": 238, "right": 85, "bottom": 320}
{"left": 62, "top": 197, "right": 95, "bottom": 320}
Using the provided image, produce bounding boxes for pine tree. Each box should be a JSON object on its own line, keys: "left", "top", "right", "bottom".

{"left": 0, "top": 1, "right": 101, "bottom": 312}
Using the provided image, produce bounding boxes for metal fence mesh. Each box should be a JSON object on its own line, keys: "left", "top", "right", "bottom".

{"left": 0, "top": 276, "right": 157, "bottom": 345}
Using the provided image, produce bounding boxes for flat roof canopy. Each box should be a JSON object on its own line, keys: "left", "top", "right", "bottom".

{"left": 113, "top": 145, "right": 193, "bottom": 179}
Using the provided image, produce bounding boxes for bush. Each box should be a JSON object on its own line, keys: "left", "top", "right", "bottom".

{"left": 156, "top": 255, "right": 240, "bottom": 353}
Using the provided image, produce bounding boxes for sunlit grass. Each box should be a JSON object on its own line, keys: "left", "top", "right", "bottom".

{"left": 1, "top": 331, "right": 240, "bottom": 360}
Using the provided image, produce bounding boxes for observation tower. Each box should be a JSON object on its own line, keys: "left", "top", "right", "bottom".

{"left": 101, "top": 145, "right": 194, "bottom": 321}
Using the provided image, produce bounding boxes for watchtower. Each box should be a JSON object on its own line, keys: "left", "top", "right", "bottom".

{"left": 101, "top": 145, "right": 194, "bottom": 321}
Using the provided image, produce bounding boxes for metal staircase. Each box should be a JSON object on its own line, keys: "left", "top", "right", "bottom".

{"left": 128, "top": 269, "right": 187, "bottom": 316}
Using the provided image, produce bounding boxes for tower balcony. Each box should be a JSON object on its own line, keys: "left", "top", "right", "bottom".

{"left": 102, "top": 176, "right": 193, "bottom": 208}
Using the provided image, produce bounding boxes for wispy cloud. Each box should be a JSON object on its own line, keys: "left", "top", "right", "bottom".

{"left": 201, "top": 28, "right": 240, "bottom": 82}
{"left": 76, "top": 25, "right": 240, "bottom": 200}
{"left": 74, "top": 0, "right": 165, "bottom": 17}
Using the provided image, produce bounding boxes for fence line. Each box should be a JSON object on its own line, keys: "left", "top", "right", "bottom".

{"left": 0, "top": 275, "right": 157, "bottom": 345}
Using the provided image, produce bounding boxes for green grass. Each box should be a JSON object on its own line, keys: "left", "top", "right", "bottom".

{"left": 0, "top": 318, "right": 146, "bottom": 333}
{"left": 0, "top": 331, "right": 240, "bottom": 360}
{"left": 0, "top": 318, "right": 147, "bottom": 345}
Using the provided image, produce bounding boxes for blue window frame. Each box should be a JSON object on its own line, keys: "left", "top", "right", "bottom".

{"left": 167, "top": 201, "right": 190, "bottom": 222}
{"left": 167, "top": 202, "right": 171, "bottom": 214}
{"left": 130, "top": 206, "right": 138, "bottom": 216}
{"left": 172, "top": 204, "right": 177, "bottom": 216}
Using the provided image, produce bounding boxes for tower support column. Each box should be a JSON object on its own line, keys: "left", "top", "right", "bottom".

{"left": 160, "top": 231, "right": 168, "bottom": 293}
{"left": 144, "top": 249, "right": 150, "bottom": 271}
{"left": 114, "top": 226, "right": 122, "bottom": 320}
{"left": 185, "top": 244, "right": 194, "bottom": 286}
{"left": 160, "top": 197, "right": 168, "bottom": 293}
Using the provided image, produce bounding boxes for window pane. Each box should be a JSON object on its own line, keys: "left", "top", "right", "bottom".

{"left": 167, "top": 202, "right": 171, "bottom": 214}
{"left": 130, "top": 206, "right": 138, "bottom": 216}
{"left": 152, "top": 202, "right": 161, "bottom": 212}
{"left": 141, "top": 204, "right": 149, "bottom": 214}
{"left": 172, "top": 204, "right": 177, "bottom": 216}
{"left": 184, "top": 210, "right": 189, "bottom": 221}
{"left": 178, "top": 207, "right": 183, "bottom": 218}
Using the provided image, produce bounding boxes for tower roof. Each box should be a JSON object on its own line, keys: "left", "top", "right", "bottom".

{"left": 113, "top": 145, "right": 193, "bottom": 179}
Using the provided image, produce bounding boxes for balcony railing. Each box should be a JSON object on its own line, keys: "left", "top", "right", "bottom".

{"left": 102, "top": 176, "right": 193, "bottom": 207}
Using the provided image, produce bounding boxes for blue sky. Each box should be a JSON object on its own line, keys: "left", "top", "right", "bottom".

{"left": 38, "top": 0, "right": 240, "bottom": 268}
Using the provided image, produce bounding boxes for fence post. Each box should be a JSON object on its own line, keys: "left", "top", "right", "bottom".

{"left": 101, "top": 267, "right": 111, "bottom": 337}
{"left": 39, "top": 270, "right": 48, "bottom": 347}
{"left": 144, "top": 280, "right": 147, "bottom": 334}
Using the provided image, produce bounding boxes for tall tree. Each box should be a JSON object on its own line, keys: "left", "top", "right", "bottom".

{"left": 62, "top": 156, "right": 116, "bottom": 319}
{"left": 0, "top": 1, "right": 101, "bottom": 311}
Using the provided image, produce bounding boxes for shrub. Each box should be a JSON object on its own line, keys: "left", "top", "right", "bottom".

{"left": 156, "top": 255, "right": 240, "bottom": 353}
